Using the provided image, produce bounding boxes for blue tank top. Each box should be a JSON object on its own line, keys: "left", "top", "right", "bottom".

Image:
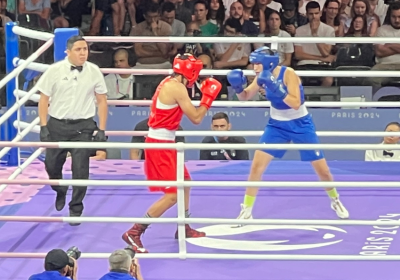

{"left": 266, "top": 66, "right": 305, "bottom": 110}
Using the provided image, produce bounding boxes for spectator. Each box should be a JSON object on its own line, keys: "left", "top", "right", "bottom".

{"left": 255, "top": 10, "right": 294, "bottom": 67}
{"left": 298, "top": 0, "right": 326, "bottom": 15}
{"left": 365, "top": 122, "right": 400, "bottom": 161}
{"left": 28, "top": 249, "right": 77, "bottom": 280}
{"left": 132, "top": 2, "right": 173, "bottom": 69}
{"left": 258, "top": 0, "right": 281, "bottom": 20}
{"left": 1, "top": 0, "right": 15, "bottom": 21}
{"left": 98, "top": 249, "right": 143, "bottom": 280}
{"left": 208, "top": 0, "right": 226, "bottom": 29}
{"left": 239, "top": 0, "right": 266, "bottom": 33}
{"left": 130, "top": 118, "right": 185, "bottom": 160}
{"left": 18, "top": 0, "right": 51, "bottom": 30}
{"left": 370, "top": 1, "right": 400, "bottom": 89}
{"left": 105, "top": 49, "right": 135, "bottom": 100}
{"left": 339, "top": 0, "right": 352, "bottom": 22}
{"left": 321, "top": 0, "right": 344, "bottom": 36}
{"left": 199, "top": 112, "right": 249, "bottom": 160}
{"left": 280, "top": 0, "right": 308, "bottom": 36}
{"left": 213, "top": 18, "right": 251, "bottom": 69}
{"left": 51, "top": 0, "right": 87, "bottom": 28}
{"left": 161, "top": 1, "right": 186, "bottom": 36}
{"left": 194, "top": 0, "right": 219, "bottom": 36}
{"left": 229, "top": 1, "right": 259, "bottom": 36}
{"left": 344, "top": 14, "right": 368, "bottom": 36}
{"left": 88, "top": 0, "right": 121, "bottom": 36}
{"left": 294, "top": 1, "right": 335, "bottom": 87}
{"left": 344, "top": 0, "right": 379, "bottom": 36}
{"left": 178, "top": 21, "right": 204, "bottom": 56}
{"left": 166, "top": 0, "right": 193, "bottom": 25}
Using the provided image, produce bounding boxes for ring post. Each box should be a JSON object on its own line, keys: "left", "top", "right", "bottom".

{"left": 4, "top": 22, "right": 20, "bottom": 166}
{"left": 53, "top": 28, "right": 79, "bottom": 62}
{"left": 176, "top": 142, "right": 187, "bottom": 259}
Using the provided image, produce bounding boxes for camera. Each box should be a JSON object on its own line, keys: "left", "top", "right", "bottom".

{"left": 66, "top": 246, "right": 81, "bottom": 267}
{"left": 124, "top": 246, "right": 136, "bottom": 259}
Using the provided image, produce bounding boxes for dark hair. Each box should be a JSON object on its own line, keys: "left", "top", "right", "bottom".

{"left": 161, "top": 1, "right": 175, "bottom": 14}
{"left": 224, "top": 17, "right": 242, "bottom": 33}
{"left": 385, "top": 122, "right": 400, "bottom": 130}
{"left": 194, "top": 0, "right": 209, "bottom": 10}
{"left": 212, "top": 112, "right": 229, "bottom": 123}
{"left": 384, "top": 1, "right": 400, "bottom": 25}
{"left": 67, "top": 36, "right": 86, "bottom": 50}
{"left": 239, "top": 0, "right": 261, "bottom": 22}
{"left": 207, "top": 0, "right": 225, "bottom": 27}
{"left": 267, "top": 10, "right": 285, "bottom": 30}
{"left": 144, "top": 2, "right": 159, "bottom": 15}
{"left": 321, "top": 0, "right": 341, "bottom": 26}
{"left": 345, "top": 14, "right": 368, "bottom": 36}
{"left": 306, "top": 1, "right": 321, "bottom": 12}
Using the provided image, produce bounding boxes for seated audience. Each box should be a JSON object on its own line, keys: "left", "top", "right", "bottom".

{"left": 51, "top": 0, "right": 88, "bottom": 28}
{"left": 213, "top": 18, "right": 251, "bottom": 69}
{"left": 344, "top": 14, "right": 369, "bottom": 36}
{"left": 87, "top": 0, "right": 120, "bottom": 36}
{"left": 255, "top": 10, "right": 294, "bottom": 67}
{"left": 200, "top": 112, "right": 249, "bottom": 160}
{"left": 161, "top": 1, "right": 186, "bottom": 36}
{"left": 18, "top": 0, "right": 51, "bottom": 30}
{"left": 229, "top": 1, "right": 259, "bottom": 36}
{"left": 294, "top": 1, "right": 335, "bottom": 86}
{"left": 167, "top": 0, "right": 192, "bottom": 25}
{"left": 365, "top": 122, "right": 400, "bottom": 161}
{"left": 208, "top": 0, "right": 226, "bottom": 30}
{"left": 239, "top": 0, "right": 266, "bottom": 33}
{"left": 344, "top": 0, "right": 379, "bottom": 36}
{"left": 279, "top": 0, "right": 308, "bottom": 36}
{"left": 178, "top": 21, "right": 204, "bottom": 56}
{"left": 130, "top": 118, "right": 185, "bottom": 160}
{"left": 1, "top": 0, "right": 15, "bottom": 21}
{"left": 321, "top": 0, "right": 344, "bottom": 37}
{"left": 369, "top": 2, "right": 400, "bottom": 89}
{"left": 194, "top": 0, "right": 219, "bottom": 50}
{"left": 132, "top": 2, "right": 173, "bottom": 69}
{"left": 105, "top": 49, "right": 135, "bottom": 100}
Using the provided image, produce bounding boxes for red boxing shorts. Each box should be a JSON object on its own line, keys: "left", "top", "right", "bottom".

{"left": 144, "top": 137, "right": 191, "bottom": 194}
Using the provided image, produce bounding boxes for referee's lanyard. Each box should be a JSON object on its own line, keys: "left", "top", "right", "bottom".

{"left": 116, "top": 75, "right": 133, "bottom": 100}
{"left": 213, "top": 136, "right": 235, "bottom": 160}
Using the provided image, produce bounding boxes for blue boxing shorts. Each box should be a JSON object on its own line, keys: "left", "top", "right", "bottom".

{"left": 258, "top": 114, "right": 324, "bottom": 161}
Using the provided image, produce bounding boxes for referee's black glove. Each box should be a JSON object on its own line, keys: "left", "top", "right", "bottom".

{"left": 94, "top": 130, "right": 107, "bottom": 142}
{"left": 40, "top": 126, "right": 51, "bottom": 142}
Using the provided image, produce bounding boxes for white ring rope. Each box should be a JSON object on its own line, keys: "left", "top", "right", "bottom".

{"left": 2, "top": 141, "right": 400, "bottom": 150}
{"left": 14, "top": 59, "right": 400, "bottom": 78}
{"left": 12, "top": 26, "right": 54, "bottom": 41}
{"left": 14, "top": 90, "right": 400, "bottom": 107}
{"left": 13, "top": 121, "right": 400, "bottom": 137}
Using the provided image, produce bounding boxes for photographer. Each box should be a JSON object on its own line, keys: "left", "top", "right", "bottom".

{"left": 29, "top": 249, "right": 78, "bottom": 280}
{"left": 99, "top": 248, "right": 143, "bottom": 280}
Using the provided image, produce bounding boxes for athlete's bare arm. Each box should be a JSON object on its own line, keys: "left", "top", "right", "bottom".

{"left": 236, "top": 77, "right": 260, "bottom": 101}
{"left": 161, "top": 81, "right": 208, "bottom": 125}
{"left": 282, "top": 68, "right": 302, "bottom": 110}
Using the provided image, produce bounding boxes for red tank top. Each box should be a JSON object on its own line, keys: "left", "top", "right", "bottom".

{"left": 148, "top": 77, "right": 184, "bottom": 132}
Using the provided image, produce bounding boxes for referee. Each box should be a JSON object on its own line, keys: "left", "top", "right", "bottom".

{"left": 36, "top": 36, "right": 108, "bottom": 225}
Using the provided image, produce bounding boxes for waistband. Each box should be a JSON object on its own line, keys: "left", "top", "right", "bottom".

{"left": 270, "top": 104, "right": 308, "bottom": 121}
{"left": 49, "top": 116, "right": 93, "bottom": 124}
{"left": 148, "top": 127, "right": 176, "bottom": 141}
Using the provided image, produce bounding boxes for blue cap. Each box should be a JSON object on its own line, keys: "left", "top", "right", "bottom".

{"left": 249, "top": 46, "right": 279, "bottom": 71}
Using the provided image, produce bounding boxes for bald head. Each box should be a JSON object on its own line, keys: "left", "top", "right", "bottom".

{"left": 113, "top": 49, "right": 131, "bottom": 69}
{"left": 109, "top": 250, "right": 131, "bottom": 271}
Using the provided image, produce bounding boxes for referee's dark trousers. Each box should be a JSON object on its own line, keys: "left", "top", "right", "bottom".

{"left": 45, "top": 117, "right": 98, "bottom": 215}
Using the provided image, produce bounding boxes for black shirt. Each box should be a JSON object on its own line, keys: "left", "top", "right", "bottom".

{"left": 131, "top": 118, "right": 185, "bottom": 160}
{"left": 199, "top": 136, "right": 249, "bottom": 160}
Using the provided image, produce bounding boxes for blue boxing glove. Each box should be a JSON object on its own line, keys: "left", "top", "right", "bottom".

{"left": 257, "top": 70, "right": 288, "bottom": 100}
{"left": 227, "top": 69, "right": 247, "bottom": 94}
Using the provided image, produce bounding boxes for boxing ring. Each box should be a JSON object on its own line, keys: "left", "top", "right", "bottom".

{"left": 3, "top": 22, "right": 400, "bottom": 280}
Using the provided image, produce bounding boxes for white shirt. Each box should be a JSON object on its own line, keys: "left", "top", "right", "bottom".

{"left": 104, "top": 74, "right": 135, "bottom": 100}
{"left": 36, "top": 58, "right": 107, "bottom": 120}
{"left": 295, "top": 22, "right": 335, "bottom": 65}
{"left": 365, "top": 143, "right": 400, "bottom": 161}
{"left": 374, "top": 25, "right": 400, "bottom": 65}
{"left": 213, "top": 43, "right": 251, "bottom": 62}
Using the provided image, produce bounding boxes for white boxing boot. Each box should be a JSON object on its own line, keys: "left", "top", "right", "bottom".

{"left": 232, "top": 203, "right": 253, "bottom": 228}
{"left": 331, "top": 197, "right": 349, "bottom": 219}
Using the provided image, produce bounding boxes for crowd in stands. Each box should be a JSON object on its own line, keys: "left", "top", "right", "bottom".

{"left": 1, "top": 0, "right": 400, "bottom": 106}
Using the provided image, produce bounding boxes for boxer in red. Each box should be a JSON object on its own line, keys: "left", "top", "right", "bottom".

{"left": 122, "top": 54, "right": 222, "bottom": 253}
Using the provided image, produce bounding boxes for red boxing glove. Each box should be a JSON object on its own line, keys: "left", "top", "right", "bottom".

{"left": 199, "top": 78, "right": 222, "bottom": 110}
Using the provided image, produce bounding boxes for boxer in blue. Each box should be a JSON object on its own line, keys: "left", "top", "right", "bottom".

{"left": 227, "top": 47, "right": 349, "bottom": 224}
